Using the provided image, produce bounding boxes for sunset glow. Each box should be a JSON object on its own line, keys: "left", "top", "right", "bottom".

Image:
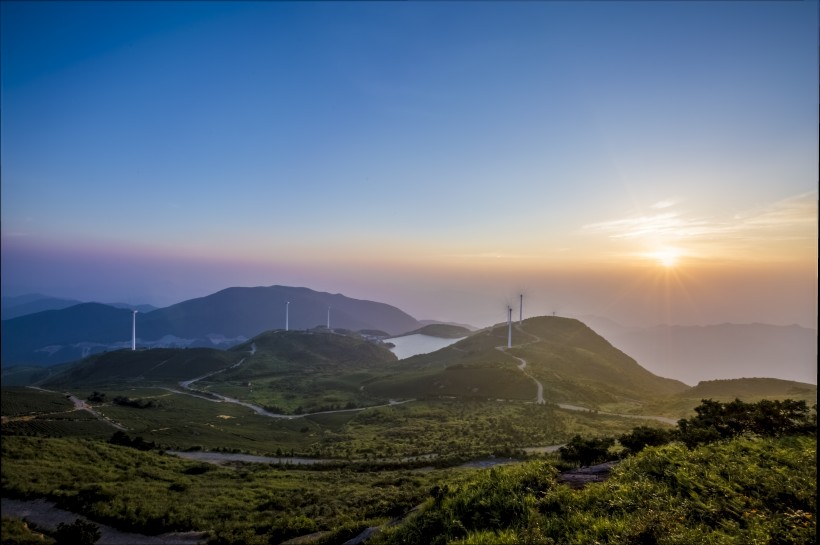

{"left": 650, "top": 248, "right": 681, "bottom": 269}
{"left": 1, "top": 1, "right": 817, "bottom": 331}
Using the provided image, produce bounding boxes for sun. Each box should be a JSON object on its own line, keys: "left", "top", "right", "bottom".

{"left": 649, "top": 248, "right": 681, "bottom": 268}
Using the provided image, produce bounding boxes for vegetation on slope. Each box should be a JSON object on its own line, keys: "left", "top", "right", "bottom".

{"left": 375, "top": 435, "right": 816, "bottom": 545}
{"left": 41, "top": 348, "right": 238, "bottom": 388}
{"left": 678, "top": 377, "right": 816, "bottom": 401}
{"left": 376, "top": 399, "right": 817, "bottom": 545}
{"left": 0, "top": 435, "right": 468, "bottom": 545}
{"left": 369, "top": 317, "right": 688, "bottom": 409}
{"left": 229, "top": 329, "right": 397, "bottom": 370}
{"left": 641, "top": 377, "right": 818, "bottom": 419}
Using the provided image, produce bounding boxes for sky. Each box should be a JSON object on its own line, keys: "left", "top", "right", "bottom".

{"left": 1, "top": 1, "right": 817, "bottom": 329}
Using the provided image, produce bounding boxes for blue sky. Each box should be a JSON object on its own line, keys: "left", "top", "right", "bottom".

{"left": 1, "top": 1, "right": 817, "bottom": 328}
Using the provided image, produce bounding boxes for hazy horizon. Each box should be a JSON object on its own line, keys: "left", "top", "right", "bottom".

{"left": 2, "top": 2, "right": 817, "bottom": 332}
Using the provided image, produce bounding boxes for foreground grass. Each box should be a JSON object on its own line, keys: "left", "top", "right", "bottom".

{"left": 5, "top": 388, "right": 662, "bottom": 459}
{"left": 375, "top": 435, "right": 816, "bottom": 545}
{"left": 1, "top": 435, "right": 473, "bottom": 545}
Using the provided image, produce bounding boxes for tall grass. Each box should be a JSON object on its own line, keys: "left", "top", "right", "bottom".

{"left": 377, "top": 435, "right": 816, "bottom": 545}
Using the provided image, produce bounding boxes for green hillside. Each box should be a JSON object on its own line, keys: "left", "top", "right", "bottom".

{"left": 192, "top": 330, "right": 399, "bottom": 414}
{"left": 679, "top": 377, "right": 817, "bottom": 400}
{"left": 368, "top": 317, "right": 688, "bottom": 408}
{"left": 41, "top": 348, "right": 238, "bottom": 388}
{"left": 637, "top": 377, "right": 819, "bottom": 419}
{"left": 374, "top": 434, "right": 816, "bottom": 545}
{"left": 229, "top": 329, "right": 397, "bottom": 370}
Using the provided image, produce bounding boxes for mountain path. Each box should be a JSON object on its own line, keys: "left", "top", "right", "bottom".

{"left": 23, "top": 386, "right": 127, "bottom": 431}
{"left": 494, "top": 325, "right": 678, "bottom": 425}
{"left": 172, "top": 344, "right": 416, "bottom": 419}
{"left": 496, "top": 324, "right": 545, "bottom": 404}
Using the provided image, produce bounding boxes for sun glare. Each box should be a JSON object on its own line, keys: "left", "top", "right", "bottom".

{"left": 650, "top": 248, "right": 681, "bottom": 268}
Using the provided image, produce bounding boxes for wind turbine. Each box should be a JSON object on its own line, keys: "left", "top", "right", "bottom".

{"left": 131, "top": 310, "right": 138, "bottom": 351}
{"left": 286, "top": 301, "right": 290, "bottom": 331}
{"left": 327, "top": 306, "right": 331, "bottom": 330}
{"left": 519, "top": 293, "right": 523, "bottom": 325}
{"left": 507, "top": 306, "right": 513, "bottom": 348}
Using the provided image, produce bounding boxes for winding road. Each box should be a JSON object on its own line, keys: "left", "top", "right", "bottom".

{"left": 495, "top": 324, "right": 546, "bottom": 404}
{"left": 495, "top": 325, "right": 678, "bottom": 426}
{"left": 172, "top": 344, "right": 416, "bottom": 420}
{"left": 23, "top": 386, "right": 128, "bottom": 431}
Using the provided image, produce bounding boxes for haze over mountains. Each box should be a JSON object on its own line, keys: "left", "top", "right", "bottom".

{"left": 1, "top": 294, "right": 157, "bottom": 320}
{"left": 1, "top": 286, "right": 816, "bottom": 387}
{"left": 581, "top": 316, "right": 817, "bottom": 386}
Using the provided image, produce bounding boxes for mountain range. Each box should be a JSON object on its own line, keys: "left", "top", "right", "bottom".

{"left": 1, "top": 294, "right": 157, "bottom": 320}
{"left": 2, "top": 288, "right": 816, "bottom": 388}
{"left": 1, "top": 286, "right": 421, "bottom": 366}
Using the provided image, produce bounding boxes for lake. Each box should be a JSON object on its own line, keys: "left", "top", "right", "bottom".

{"left": 386, "top": 334, "right": 466, "bottom": 360}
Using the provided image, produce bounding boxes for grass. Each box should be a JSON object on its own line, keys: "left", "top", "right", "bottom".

{"left": 1, "top": 435, "right": 474, "bottom": 545}
{"left": 375, "top": 434, "right": 817, "bottom": 545}
{"left": 1, "top": 388, "right": 74, "bottom": 416}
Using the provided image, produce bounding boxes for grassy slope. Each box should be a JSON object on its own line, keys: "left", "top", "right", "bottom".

{"left": 640, "top": 377, "right": 818, "bottom": 419}
{"left": 41, "top": 348, "right": 238, "bottom": 389}
{"left": 194, "top": 330, "right": 399, "bottom": 413}
{"left": 376, "top": 434, "right": 816, "bottom": 545}
{"left": 0, "top": 435, "right": 469, "bottom": 545}
{"left": 368, "top": 317, "right": 689, "bottom": 408}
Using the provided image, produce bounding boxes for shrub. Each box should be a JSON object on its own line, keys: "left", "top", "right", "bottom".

{"left": 678, "top": 398, "right": 816, "bottom": 447}
{"left": 53, "top": 519, "right": 100, "bottom": 545}
{"left": 618, "top": 426, "right": 676, "bottom": 455}
{"left": 558, "top": 435, "right": 614, "bottom": 467}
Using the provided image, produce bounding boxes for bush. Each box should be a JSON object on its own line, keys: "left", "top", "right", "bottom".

{"left": 618, "top": 426, "right": 676, "bottom": 455}
{"left": 678, "top": 398, "right": 816, "bottom": 447}
{"left": 53, "top": 519, "right": 99, "bottom": 545}
{"left": 558, "top": 435, "right": 614, "bottom": 467}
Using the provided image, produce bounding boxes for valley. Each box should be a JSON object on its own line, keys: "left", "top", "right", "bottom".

{"left": 2, "top": 314, "right": 815, "bottom": 545}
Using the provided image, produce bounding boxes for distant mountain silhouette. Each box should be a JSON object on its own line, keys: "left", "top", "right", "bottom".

{"left": 1, "top": 286, "right": 421, "bottom": 367}
{"left": 585, "top": 321, "right": 817, "bottom": 386}
{"left": 0, "top": 294, "right": 157, "bottom": 319}
{"left": 1, "top": 295, "right": 84, "bottom": 319}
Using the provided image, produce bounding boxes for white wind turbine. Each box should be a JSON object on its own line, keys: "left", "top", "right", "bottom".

{"left": 131, "top": 310, "right": 138, "bottom": 351}
{"left": 507, "top": 306, "right": 513, "bottom": 348}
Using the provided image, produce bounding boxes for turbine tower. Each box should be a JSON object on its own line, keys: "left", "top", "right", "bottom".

{"left": 285, "top": 301, "right": 290, "bottom": 331}
{"left": 327, "top": 306, "right": 331, "bottom": 330}
{"left": 519, "top": 294, "right": 523, "bottom": 325}
{"left": 131, "top": 310, "right": 138, "bottom": 351}
{"left": 507, "top": 306, "right": 513, "bottom": 348}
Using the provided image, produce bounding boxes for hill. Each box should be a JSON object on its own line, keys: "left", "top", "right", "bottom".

{"left": 228, "top": 329, "right": 398, "bottom": 371}
{"left": 1, "top": 294, "right": 84, "bottom": 319}
{"left": 637, "top": 377, "right": 818, "bottom": 419}
{"left": 679, "top": 377, "right": 817, "bottom": 401}
{"left": 41, "top": 348, "right": 238, "bottom": 388}
{"left": 1, "top": 303, "right": 137, "bottom": 365}
{"left": 1, "top": 285, "right": 422, "bottom": 367}
{"left": 367, "top": 316, "right": 689, "bottom": 407}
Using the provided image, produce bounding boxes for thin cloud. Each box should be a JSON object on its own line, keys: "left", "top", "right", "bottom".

{"left": 582, "top": 192, "right": 817, "bottom": 244}
{"left": 650, "top": 199, "right": 676, "bottom": 209}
